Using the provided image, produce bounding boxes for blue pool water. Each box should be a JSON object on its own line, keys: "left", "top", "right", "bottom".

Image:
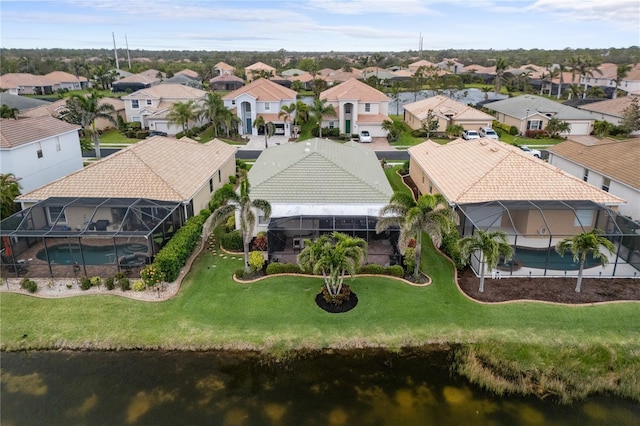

{"left": 36, "top": 243, "right": 148, "bottom": 265}
{"left": 513, "top": 247, "right": 602, "bottom": 271}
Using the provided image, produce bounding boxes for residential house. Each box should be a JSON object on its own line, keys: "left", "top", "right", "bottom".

{"left": 247, "top": 138, "right": 396, "bottom": 263}
{"left": 403, "top": 95, "right": 495, "bottom": 132}
{"left": 244, "top": 62, "right": 276, "bottom": 82}
{"left": 209, "top": 74, "right": 245, "bottom": 91}
{"left": 436, "top": 58, "right": 464, "bottom": 74}
{"left": 121, "top": 84, "right": 209, "bottom": 134}
{"left": 578, "top": 62, "right": 619, "bottom": 96}
{"left": 0, "top": 116, "right": 82, "bottom": 193}
{"left": 0, "top": 93, "right": 50, "bottom": 111}
{"left": 111, "top": 73, "right": 160, "bottom": 93}
{"left": 576, "top": 94, "right": 640, "bottom": 133}
{"left": 484, "top": 94, "right": 595, "bottom": 135}
{"left": 319, "top": 77, "right": 391, "bottom": 137}
{"left": 18, "top": 97, "right": 126, "bottom": 131}
{"left": 548, "top": 137, "right": 640, "bottom": 220}
{"left": 408, "top": 138, "right": 633, "bottom": 277}
{"left": 285, "top": 72, "right": 314, "bottom": 90}
{"left": 174, "top": 69, "right": 200, "bottom": 81}
{"left": 408, "top": 60, "right": 435, "bottom": 73}
{"left": 161, "top": 74, "right": 204, "bottom": 89}
{"left": 222, "top": 78, "right": 297, "bottom": 137}
{"left": 281, "top": 68, "right": 306, "bottom": 77}
{"left": 0, "top": 72, "right": 89, "bottom": 95}
{"left": 214, "top": 62, "right": 235, "bottom": 76}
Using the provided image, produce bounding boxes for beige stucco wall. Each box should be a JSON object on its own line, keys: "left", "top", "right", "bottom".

{"left": 409, "top": 160, "right": 442, "bottom": 197}
{"left": 190, "top": 155, "right": 236, "bottom": 213}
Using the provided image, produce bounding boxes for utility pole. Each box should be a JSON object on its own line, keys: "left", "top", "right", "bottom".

{"left": 112, "top": 32, "right": 120, "bottom": 70}
{"left": 125, "top": 34, "right": 132, "bottom": 69}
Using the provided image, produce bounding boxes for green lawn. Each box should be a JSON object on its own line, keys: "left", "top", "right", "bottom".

{"left": 99, "top": 129, "right": 141, "bottom": 145}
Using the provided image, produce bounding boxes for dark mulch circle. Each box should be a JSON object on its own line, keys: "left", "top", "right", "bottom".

{"left": 457, "top": 268, "right": 640, "bottom": 304}
{"left": 315, "top": 292, "right": 359, "bottom": 313}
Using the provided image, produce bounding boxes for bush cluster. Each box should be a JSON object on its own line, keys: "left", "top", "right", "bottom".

{"left": 20, "top": 278, "right": 38, "bottom": 293}
{"left": 357, "top": 264, "right": 404, "bottom": 277}
{"left": 525, "top": 129, "right": 549, "bottom": 139}
{"left": 132, "top": 280, "right": 146, "bottom": 291}
{"left": 248, "top": 251, "right": 265, "bottom": 273}
{"left": 321, "top": 284, "right": 351, "bottom": 305}
{"left": 221, "top": 230, "right": 243, "bottom": 251}
{"left": 266, "top": 262, "right": 302, "bottom": 275}
{"left": 312, "top": 127, "right": 340, "bottom": 137}
{"left": 252, "top": 232, "right": 268, "bottom": 251}
{"left": 80, "top": 277, "right": 93, "bottom": 290}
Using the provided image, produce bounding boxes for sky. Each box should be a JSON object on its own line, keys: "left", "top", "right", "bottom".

{"left": 1, "top": 0, "right": 638, "bottom": 52}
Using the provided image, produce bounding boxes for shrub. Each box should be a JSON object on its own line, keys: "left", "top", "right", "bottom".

{"left": 229, "top": 175, "right": 237, "bottom": 185}
{"left": 266, "top": 262, "right": 302, "bottom": 274}
{"left": 20, "top": 278, "right": 38, "bottom": 293}
{"left": 221, "top": 230, "right": 243, "bottom": 251}
{"left": 140, "top": 265, "right": 164, "bottom": 287}
{"left": 127, "top": 121, "right": 142, "bottom": 130}
{"left": 252, "top": 232, "right": 268, "bottom": 251}
{"left": 90, "top": 276, "right": 102, "bottom": 287}
{"left": 441, "top": 228, "right": 465, "bottom": 270}
{"left": 403, "top": 247, "right": 416, "bottom": 274}
{"left": 525, "top": 129, "right": 548, "bottom": 139}
{"left": 176, "top": 131, "right": 185, "bottom": 139}
{"left": 387, "top": 265, "right": 405, "bottom": 277}
{"left": 105, "top": 277, "right": 115, "bottom": 290}
{"left": 135, "top": 130, "right": 149, "bottom": 139}
{"left": 248, "top": 251, "right": 265, "bottom": 273}
{"left": 234, "top": 268, "right": 246, "bottom": 279}
{"left": 321, "top": 284, "right": 351, "bottom": 305}
{"left": 80, "top": 277, "right": 93, "bottom": 290}
{"left": 132, "top": 280, "right": 146, "bottom": 291}
{"left": 358, "top": 264, "right": 385, "bottom": 275}
{"left": 118, "top": 277, "right": 131, "bottom": 291}
{"left": 225, "top": 215, "right": 235, "bottom": 231}
{"left": 508, "top": 126, "right": 518, "bottom": 135}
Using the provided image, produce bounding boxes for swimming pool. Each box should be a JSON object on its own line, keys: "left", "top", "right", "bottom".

{"left": 511, "top": 246, "right": 602, "bottom": 271}
{"left": 36, "top": 243, "right": 148, "bottom": 265}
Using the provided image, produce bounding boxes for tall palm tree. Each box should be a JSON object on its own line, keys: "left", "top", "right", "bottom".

{"left": 220, "top": 108, "right": 241, "bottom": 138}
{"left": 0, "top": 173, "right": 21, "bottom": 219}
{"left": 388, "top": 82, "right": 402, "bottom": 115}
{"left": 253, "top": 115, "right": 275, "bottom": 148}
{"left": 613, "top": 64, "right": 632, "bottom": 99}
{"left": 206, "top": 172, "right": 272, "bottom": 272}
{"left": 310, "top": 99, "right": 336, "bottom": 138}
{"left": 494, "top": 57, "right": 508, "bottom": 94}
{"left": 297, "top": 232, "right": 367, "bottom": 299}
{"left": 556, "top": 63, "right": 567, "bottom": 99}
{"left": 556, "top": 230, "right": 615, "bottom": 293}
{"left": 575, "top": 56, "right": 601, "bottom": 98}
{"left": 294, "top": 100, "right": 309, "bottom": 125}
{"left": 278, "top": 102, "right": 296, "bottom": 136}
{"left": 167, "top": 100, "right": 198, "bottom": 135}
{"left": 63, "top": 91, "right": 116, "bottom": 159}
{"left": 377, "top": 193, "right": 457, "bottom": 280}
{"left": 481, "top": 86, "right": 492, "bottom": 101}
{"left": 198, "top": 92, "right": 225, "bottom": 137}
{"left": 458, "top": 230, "right": 514, "bottom": 293}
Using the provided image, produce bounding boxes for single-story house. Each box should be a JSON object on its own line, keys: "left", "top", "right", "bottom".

{"left": 484, "top": 94, "right": 595, "bottom": 136}
{"left": 247, "top": 138, "right": 398, "bottom": 264}
{"left": 18, "top": 97, "right": 125, "bottom": 131}
{"left": 408, "top": 60, "right": 435, "bottom": 73}
{"left": 319, "top": 77, "right": 391, "bottom": 137}
{"left": 576, "top": 95, "right": 640, "bottom": 134}
{"left": 403, "top": 95, "right": 495, "bottom": 132}
{"left": 548, "top": 137, "right": 640, "bottom": 220}
{"left": 408, "top": 138, "right": 636, "bottom": 277}
{"left": 0, "top": 93, "right": 50, "bottom": 111}
{"left": 111, "top": 73, "right": 160, "bottom": 93}
{"left": 161, "top": 74, "right": 203, "bottom": 89}
{"left": 0, "top": 72, "right": 89, "bottom": 95}
{"left": 0, "top": 116, "right": 83, "bottom": 194}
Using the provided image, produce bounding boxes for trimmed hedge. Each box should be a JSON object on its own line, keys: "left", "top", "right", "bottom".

{"left": 221, "top": 230, "right": 243, "bottom": 251}
{"left": 266, "top": 262, "right": 302, "bottom": 275}
{"left": 358, "top": 264, "right": 404, "bottom": 277}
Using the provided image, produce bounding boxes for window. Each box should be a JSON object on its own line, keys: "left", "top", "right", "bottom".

{"left": 429, "top": 185, "right": 433, "bottom": 194}
{"left": 365, "top": 103, "right": 371, "bottom": 112}
{"left": 209, "top": 178, "right": 214, "bottom": 193}
{"left": 146, "top": 100, "right": 152, "bottom": 106}
{"left": 527, "top": 120, "right": 543, "bottom": 130}
{"left": 48, "top": 206, "right": 67, "bottom": 224}
{"left": 131, "top": 100, "right": 139, "bottom": 109}
{"left": 583, "top": 169, "right": 589, "bottom": 182}
{"left": 258, "top": 212, "right": 269, "bottom": 225}
{"left": 265, "top": 103, "right": 270, "bottom": 111}
{"left": 231, "top": 100, "right": 236, "bottom": 105}
{"left": 602, "top": 177, "right": 611, "bottom": 192}
{"left": 218, "top": 169, "right": 221, "bottom": 183}
{"left": 574, "top": 209, "right": 594, "bottom": 227}
{"left": 55, "top": 138, "right": 61, "bottom": 151}
{"left": 329, "top": 121, "right": 334, "bottom": 129}
{"left": 344, "top": 104, "right": 352, "bottom": 114}
{"left": 36, "top": 141, "right": 43, "bottom": 158}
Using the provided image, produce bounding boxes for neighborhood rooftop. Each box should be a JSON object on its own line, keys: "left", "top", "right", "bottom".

{"left": 0, "top": 116, "right": 80, "bottom": 148}
{"left": 485, "top": 94, "right": 594, "bottom": 120}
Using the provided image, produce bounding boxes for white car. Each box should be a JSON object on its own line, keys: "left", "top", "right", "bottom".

{"left": 520, "top": 145, "right": 542, "bottom": 158}
{"left": 478, "top": 127, "right": 499, "bottom": 140}
{"left": 359, "top": 130, "right": 372, "bottom": 143}
{"left": 462, "top": 130, "right": 480, "bottom": 140}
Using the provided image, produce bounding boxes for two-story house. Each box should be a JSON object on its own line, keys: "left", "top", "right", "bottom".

{"left": 222, "top": 78, "right": 297, "bottom": 137}
{"left": 0, "top": 116, "right": 82, "bottom": 193}
{"left": 319, "top": 77, "right": 390, "bottom": 137}
{"left": 121, "top": 84, "right": 209, "bottom": 135}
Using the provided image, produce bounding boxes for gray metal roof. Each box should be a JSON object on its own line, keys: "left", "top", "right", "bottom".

{"left": 248, "top": 138, "right": 393, "bottom": 204}
{"left": 484, "top": 94, "right": 594, "bottom": 120}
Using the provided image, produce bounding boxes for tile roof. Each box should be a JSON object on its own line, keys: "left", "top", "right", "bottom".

{"left": 1, "top": 116, "right": 80, "bottom": 148}
{"left": 175, "top": 69, "right": 200, "bottom": 79}
{"left": 577, "top": 95, "right": 638, "bottom": 118}
{"left": 19, "top": 97, "right": 124, "bottom": 119}
{"left": 320, "top": 77, "right": 389, "bottom": 102}
{"left": 114, "top": 74, "right": 158, "bottom": 85}
{"left": 408, "top": 60, "right": 435, "bottom": 69}
{"left": 215, "top": 62, "right": 235, "bottom": 71}
{"left": 122, "top": 84, "right": 208, "bottom": 100}
{"left": 222, "top": 78, "right": 297, "bottom": 101}
{"left": 548, "top": 138, "right": 640, "bottom": 189}
{"left": 209, "top": 74, "right": 244, "bottom": 83}
{"left": 463, "top": 64, "right": 496, "bottom": 74}
{"left": 44, "top": 71, "right": 88, "bottom": 83}
{"left": 408, "top": 138, "right": 624, "bottom": 205}
{"left": 0, "top": 72, "right": 87, "bottom": 89}
{"left": 248, "top": 138, "right": 393, "bottom": 203}
{"left": 403, "top": 95, "right": 494, "bottom": 121}
{"left": 485, "top": 94, "right": 594, "bottom": 120}
{"left": 245, "top": 62, "right": 276, "bottom": 71}
{"left": 18, "top": 137, "right": 237, "bottom": 202}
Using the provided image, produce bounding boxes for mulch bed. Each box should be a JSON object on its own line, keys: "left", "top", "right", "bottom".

{"left": 457, "top": 268, "right": 640, "bottom": 304}
{"left": 315, "top": 292, "right": 358, "bottom": 313}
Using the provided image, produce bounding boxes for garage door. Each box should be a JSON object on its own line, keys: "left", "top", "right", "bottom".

{"left": 567, "top": 121, "right": 590, "bottom": 135}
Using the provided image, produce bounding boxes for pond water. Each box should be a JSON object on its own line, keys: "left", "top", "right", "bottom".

{"left": 2, "top": 350, "right": 638, "bottom": 425}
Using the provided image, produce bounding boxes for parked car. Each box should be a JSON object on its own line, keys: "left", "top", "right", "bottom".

{"left": 462, "top": 130, "right": 480, "bottom": 140}
{"left": 520, "top": 145, "right": 541, "bottom": 158}
{"left": 359, "top": 130, "right": 372, "bottom": 143}
{"left": 478, "top": 127, "right": 499, "bottom": 139}
{"left": 148, "top": 130, "right": 168, "bottom": 137}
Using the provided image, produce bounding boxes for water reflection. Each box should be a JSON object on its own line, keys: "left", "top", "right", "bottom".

{"left": 1, "top": 350, "right": 638, "bottom": 425}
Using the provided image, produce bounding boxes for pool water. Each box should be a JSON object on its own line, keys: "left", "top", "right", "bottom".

{"left": 513, "top": 247, "right": 602, "bottom": 271}
{"left": 36, "top": 243, "right": 148, "bottom": 265}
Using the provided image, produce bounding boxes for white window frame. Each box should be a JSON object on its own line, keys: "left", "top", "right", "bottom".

{"left": 264, "top": 103, "right": 270, "bottom": 111}
{"left": 146, "top": 99, "right": 152, "bottom": 106}
{"left": 365, "top": 103, "right": 371, "bottom": 112}
{"left": 48, "top": 206, "right": 67, "bottom": 224}
{"left": 527, "top": 120, "right": 543, "bottom": 130}
{"left": 574, "top": 209, "right": 594, "bottom": 227}
{"left": 131, "top": 100, "right": 139, "bottom": 109}
{"left": 602, "top": 177, "right": 611, "bottom": 192}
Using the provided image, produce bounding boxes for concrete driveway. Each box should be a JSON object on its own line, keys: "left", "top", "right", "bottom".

{"left": 238, "top": 135, "right": 396, "bottom": 151}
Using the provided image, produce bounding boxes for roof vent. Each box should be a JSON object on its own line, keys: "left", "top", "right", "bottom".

{"left": 480, "top": 140, "right": 488, "bottom": 146}
{"left": 490, "top": 147, "right": 499, "bottom": 152}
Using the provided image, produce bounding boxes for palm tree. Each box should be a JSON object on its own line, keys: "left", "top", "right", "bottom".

{"left": 494, "top": 57, "right": 508, "bottom": 94}
{"left": 206, "top": 172, "right": 272, "bottom": 272}
{"left": 545, "top": 118, "right": 571, "bottom": 137}
{"left": 556, "top": 230, "right": 615, "bottom": 293}
{"left": 310, "top": 99, "right": 336, "bottom": 138}
{"left": 0, "top": 104, "right": 19, "bottom": 119}
{"left": 0, "top": 173, "right": 21, "bottom": 219}
{"left": 567, "top": 84, "right": 583, "bottom": 100}
{"left": 278, "top": 103, "right": 296, "bottom": 136}
{"left": 297, "top": 232, "right": 367, "bottom": 299}
{"left": 458, "top": 230, "right": 514, "bottom": 293}
{"left": 294, "top": 100, "right": 309, "bottom": 125}
{"left": 481, "top": 86, "right": 492, "bottom": 101}
{"left": 63, "top": 91, "right": 116, "bottom": 159}
{"left": 388, "top": 82, "right": 402, "bottom": 115}
{"left": 556, "top": 63, "right": 567, "bottom": 99}
{"left": 613, "top": 64, "right": 632, "bottom": 99}
{"left": 167, "top": 100, "right": 198, "bottom": 135}
{"left": 220, "top": 108, "right": 241, "bottom": 138}
{"left": 377, "top": 193, "right": 457, "bottom": 280}
{"left": 253, "top": 115, "right": 275, "bottom": 148}
{"left": 575, "top": 56, "right": 601, "bottom": 99}
{"left": 198, "top": 92, "right": 225, "bottom": 137}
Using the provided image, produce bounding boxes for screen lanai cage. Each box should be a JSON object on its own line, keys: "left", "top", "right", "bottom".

{"left": 458, "top": 200, "right": 640, "bottom": 278}
{"left": 0, "top": 197, "right": 185, "bottom": 279}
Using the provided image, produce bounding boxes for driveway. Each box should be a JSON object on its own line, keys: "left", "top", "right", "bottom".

{"left": 238, "top": 135, "right": 397, "bottom": 151}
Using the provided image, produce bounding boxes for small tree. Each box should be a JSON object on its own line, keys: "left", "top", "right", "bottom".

{"left": 0, "top": 173, "right": 21, "bottom": 219}
{"left": 421, "top": 109, "right": 439, "bottom": 139}
{"left": 445, "top": 124, "right": 464, "bottom": 139}
{"left": 458, "top": 230, "right": 514, "bottom": 293}
{"left": 253, "top": 115, "right": 275, "bottom": 148}
{"left": 556, "top": 230, "right": 615, "bottom": 293}
{"left": 310, "top": 99, "right": 336, "bottom": 138}
{"left": 545, "top": 118, "right": 571, "bottom": 138}
{"left": 620, "top": 97, "right": 640, "bottom": 135}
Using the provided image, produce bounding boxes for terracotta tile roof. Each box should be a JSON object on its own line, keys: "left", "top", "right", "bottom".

{"left": 551, "top": 72, "right": 580, "bottom": 85}
{"left": 18, "top": 137, "right": 237, "bottom": 202}
{"left": 0, "top": 72, "right": 87, "bottom": 89}
{"left": 548, "top": 138, "right": 640, "bottom": 189}
{"left": 1, "top": 116, "right": 80, "bottom": 148}
{"left": 19, "top": 97, "right": 124, "bottom": 119}
{"left": 577, "top": 95, "right": 638, "bottom": 118}
{"left": 114, "top": 73, "right": 159, "bottom": 85}
{"left": 408, "top": 138, "right": 624, "bottom": 205}
{"left": 222, "top": 78, "right": 297, "bottom": 101}
{"left": 286, "top": 72, "right": 313, "bottom": 83}
{"left": 463, "top": 64, "right": 496, "bottom": 74}
{"left": 122, "top": 84, "right": 208, "bottom": 100}
{"left": 408, "top": 60, "right": 435, "bottom": 69}
{"left": 215, "top": 62, "right": 235, "bottom": 71}
{"left": 175, "top": 69, "right": 199, "bottom": 79}
{"left": 245, "top": 62, "right": 276, "bottom": 71}
{"left": 392, "top": 69, "right": 413, "bottom": 78}
{"left": 403, "top": 95, "right": 494, "bottom": 121}
{"left": 593, "top": 62, "right": 618, "bottom": 79}
{"left": 320, "top": 77, "right": 389, "bottom": 102}
{"left": 256, "top": 113, "right": 282, "bottom": 122}
{"left": 44, "top": 71, "right": 88, "bottom": 83}
{"left": 209, "top": 74, "right": 244, "bottom": 83}
{"left": 138, "top": 69, "right": 164, "bottom": 79}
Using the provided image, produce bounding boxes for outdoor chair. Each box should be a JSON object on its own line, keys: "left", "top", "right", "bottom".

{"left": 1, "top": 253, "right": 28, "bottom": 275}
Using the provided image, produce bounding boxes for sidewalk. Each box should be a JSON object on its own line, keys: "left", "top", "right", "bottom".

{"left": 238, "top": 135, "right": 397, "bottom": 151}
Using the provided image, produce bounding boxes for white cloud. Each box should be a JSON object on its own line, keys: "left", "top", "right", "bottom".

{"left": 529, "top": 0, "right": 640, "bottom": 28}
{"left": 305, "top": 0, "right": 439, "bottom": 16}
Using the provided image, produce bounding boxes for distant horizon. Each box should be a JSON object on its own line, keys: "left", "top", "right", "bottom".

{"left": 1, "top": 1, "right": 638, "bottom": 52}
